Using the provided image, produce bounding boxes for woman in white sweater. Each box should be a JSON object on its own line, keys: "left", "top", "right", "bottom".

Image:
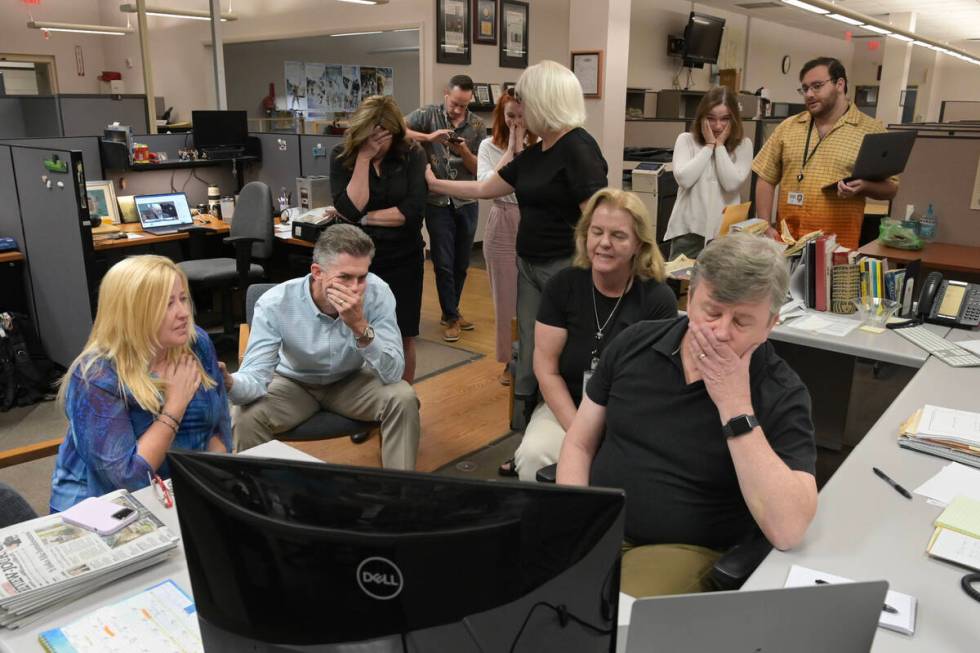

{"left": 664, "top": 87, "right": 753, "bottom": 259}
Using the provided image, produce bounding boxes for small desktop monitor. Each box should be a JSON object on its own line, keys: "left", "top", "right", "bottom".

{"left": 168, "top": 451, "right": 625, "bottom": 652}
{"left": 134, "top": 192, "right": 194, "bottom": 229}
{"left": 683, "top": 12, "right": 725, "bottom": 68}
{"left": 191, "top": 110, "right": 248, "bottom": 151}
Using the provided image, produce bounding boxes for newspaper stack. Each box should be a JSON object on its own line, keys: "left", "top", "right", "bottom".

{"left": 0, "top": 489, "right": 179, "bottom": 630}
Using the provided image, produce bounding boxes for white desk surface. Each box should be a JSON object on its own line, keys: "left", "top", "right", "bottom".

{"left": 0, "top": 441, "right": 319, "bottom": 653}
{"left": 771, "top": 313, "right": 951, "bottom": 368}
{"left": 742, "top": 355, "right": 980, "bottom": 651}
{"left": 946, "top": 325, "right": 980, "bottom": 343}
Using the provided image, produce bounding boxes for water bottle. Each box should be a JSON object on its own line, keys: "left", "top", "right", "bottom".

{"left": 918, "top": 203, "right": 937, "bottom": 241}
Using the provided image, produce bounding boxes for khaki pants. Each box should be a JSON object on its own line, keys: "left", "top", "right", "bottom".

{"left": 232, "top": 370, "right": 420, "bottom": 470}
{"left": 620, "top": 541, "right": 722, "bottom": 598}
{"left": 514, "top": 402, "right": 566, "bottom": 482}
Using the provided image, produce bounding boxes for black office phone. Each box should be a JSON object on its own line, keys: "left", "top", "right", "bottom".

{"left": 917, "top": 271, "right": 980, "bottom": 328}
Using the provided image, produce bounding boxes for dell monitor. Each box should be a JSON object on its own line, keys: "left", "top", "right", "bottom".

{"left": 168, "top": 452, "right": 625, "bottom": 652}
{"left": 191, "top": 110, "right": 248, "bottom": 152}
{"left": 683, "top": 12, "right": 725, "bottom": 68}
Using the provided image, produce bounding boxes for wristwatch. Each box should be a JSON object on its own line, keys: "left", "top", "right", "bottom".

{"left": 722, "top": 414, "right": 759, "bottom": 439}
{"left": 356, "top": 323, "right": 375, "bottom": 346}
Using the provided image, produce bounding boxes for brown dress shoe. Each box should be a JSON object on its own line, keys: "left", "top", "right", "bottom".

{"left": 441, "top": 316, "right": 474, "bottom": 330}
{"left": 442, "top": 320, "right": 461, "bottom": 342}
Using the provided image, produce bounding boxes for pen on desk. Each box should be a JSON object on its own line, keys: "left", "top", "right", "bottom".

{"left": 814, "top": 579, "right": 898, "bottom": 614}
{"left": 872, "top": 467, "right": 913, "bottom": 500}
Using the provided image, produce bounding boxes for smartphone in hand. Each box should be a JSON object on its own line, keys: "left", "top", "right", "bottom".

{"left": 61, "top": 497, "right": 139, "bottom": 536}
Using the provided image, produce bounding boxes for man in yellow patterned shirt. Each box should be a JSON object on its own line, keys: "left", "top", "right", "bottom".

{"left": 753, "top": 58, "right": 898, "bottom": 249}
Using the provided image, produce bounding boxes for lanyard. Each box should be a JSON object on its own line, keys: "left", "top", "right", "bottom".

{"left": 797, "top": 119, "right": 821, "bottom": 183}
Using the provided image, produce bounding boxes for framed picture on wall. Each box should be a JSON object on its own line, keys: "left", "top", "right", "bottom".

{"left": 473, "top": 0, "right": 497, "bottom": 45}
{"left": 437, "top": 0, "right": 471, "bottom": 65}
{"left": 571, "top": 50, "right": 603, "bottom": 98}
{"left": 499, "top": 0, "right": 529, "bottom": 69}
{"left": 85, "top": 180, "right": 119, "bottom": 224}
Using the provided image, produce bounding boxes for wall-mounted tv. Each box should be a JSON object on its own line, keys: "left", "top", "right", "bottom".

{"left": 683, "top": 12, "right": 726, "bottom": 68}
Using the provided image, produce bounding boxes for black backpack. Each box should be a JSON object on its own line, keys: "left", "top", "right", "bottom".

{"left": 0, "top": 312, "right": 62, "bottom": 411}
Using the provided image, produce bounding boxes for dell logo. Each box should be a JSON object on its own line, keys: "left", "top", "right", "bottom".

{"left": 356, "top": 557, "right": 404, "bottom": 600}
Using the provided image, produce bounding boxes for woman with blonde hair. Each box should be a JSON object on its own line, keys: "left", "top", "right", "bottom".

{"left": 476, "top": 89, "right": 538, "bottom": 385}
{"left": 50, "top": 256, "right": 231, "bottom": 512}
{"left": 512, "top": 188, "right": 677, "bottom": 481}
{"left": 664, "top": 86, "right": 753, "bottom": 259}
{"left": 425, "top": 61, "right": 608, "bottom": 472}
{"left": 331, "top": 94, "right": 427, "bottom": 382}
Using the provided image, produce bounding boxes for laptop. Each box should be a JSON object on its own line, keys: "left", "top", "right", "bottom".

{"left": 135, "top": 192, "right": 195, "bottom": 235}
{"left": 625, "top": 581, "right": 888, "bottom": 653}
{"left": 823, "top": 130, "right": 916, "bottom": 190}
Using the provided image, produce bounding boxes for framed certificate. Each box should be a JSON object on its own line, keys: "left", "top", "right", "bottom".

{"left": 499, "top": 0, "right": 529, "bottom": 69}
{"left": 571, "top": 50, "right": 603, "bottom": 98}
{"left": 437, "top": 0, "right": 471, "bottom": 65}
{"left": 472, "top": 0, "right": 497, "bottom": 45}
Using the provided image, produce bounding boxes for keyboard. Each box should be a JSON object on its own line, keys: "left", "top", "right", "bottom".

{"left": 893, "top": 325, "right": 980, "bottom": 367}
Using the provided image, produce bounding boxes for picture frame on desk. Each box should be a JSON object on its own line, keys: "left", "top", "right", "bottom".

{"left": 84, "top": 180, "right": 120, "bottom": 225}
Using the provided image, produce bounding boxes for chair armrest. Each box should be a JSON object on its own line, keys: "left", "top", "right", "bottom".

{"left": 239, "top": 323, "right": 250, "bottom": 364}
{"left": 223, "top": 236, "right": 261, "bottom": 285}
{"left": 0, "top": 437, "right": 62, "bottom": 470}
{"left": 222, "top": 236, "right": 261, "bottom": 246}
{"left": 708, "top": 529, "right": 773, "bottom": 591}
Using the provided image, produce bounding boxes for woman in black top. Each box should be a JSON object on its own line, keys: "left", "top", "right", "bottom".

{"left": 331, "top": 95, "right": 427, "bottom": 382}
{"left": 425, "top": 61, "right": 609, "bottom": 467}
{"left": 510, "top": 188, "right": 677, "bottom": 481}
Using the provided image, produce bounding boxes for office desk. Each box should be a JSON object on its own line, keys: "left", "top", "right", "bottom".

{"left": 0, "top": 251, "right": 25, "bottom": 264}
{"left": 0, "top": 441, "right": 318, "bottom": 653}
{"left": 742, "top": 355, "right": 979, "bottom": 651}
{"left": 858, "top": 240, "right": 980, "bottom": 276}
{"left": 92, "top": 221, "right": 230, "bottom": 252}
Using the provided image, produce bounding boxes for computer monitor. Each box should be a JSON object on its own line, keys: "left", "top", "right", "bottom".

{"left": 682, "top": 12, "right": 725, "bottom": 68}
{"left": 134, "top": 192, "right": 194, "bottom": 230}
{"left": 191, "top": 110, "right": 248, "bottom": 152}
{"left": 168, "top": 452, "right": 625, "bottom": 652}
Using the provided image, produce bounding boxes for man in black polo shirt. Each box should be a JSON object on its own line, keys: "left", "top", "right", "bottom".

{"left": 557, "top": 233, "right": 817, "bottom": 598}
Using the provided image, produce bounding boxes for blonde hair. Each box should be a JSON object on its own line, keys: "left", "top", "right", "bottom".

{"left": 58, "top": 255, "right": 215, "bottom": 413}
{"left": 573, "top": 188, "right": 666, "bottom": 282}
{"left": 338, "top": 95, "right": 410, "bottom": 167}
{"left": 514, "top": 60, "right": 586, "bottom": 135}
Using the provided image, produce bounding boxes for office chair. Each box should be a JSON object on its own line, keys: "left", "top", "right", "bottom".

{"left": 534, "top": 463, "right": 773, "bottom": 591}
{"left": 242, "top": 284, "right": 376, "bottom": 446}
{"left": 179, "top": 181, "right": 274, "bottom": 339}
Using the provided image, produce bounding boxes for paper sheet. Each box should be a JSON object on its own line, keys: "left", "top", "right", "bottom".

{"left": 617, "top": 592, "right": 635, "bottom": 627}
{"left": 956, "top": 339, "right": 980, "bottom": 357}
{"left": 928, "top": 528, "right": 980, "bottom": 572}
{"left": 918, "top": 405, "right": 980, "bottom": 445}
{"left": 913, "top": 462, "right": 980, "bottom": 506}
{"left": 784, "top": 313, "right": 859, "bottom": 337}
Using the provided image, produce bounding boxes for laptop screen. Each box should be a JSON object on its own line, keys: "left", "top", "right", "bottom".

{"left": 135, "top": 193, "right": 194, "bottom": 229}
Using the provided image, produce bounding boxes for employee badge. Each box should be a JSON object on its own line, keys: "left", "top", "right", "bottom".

{"left": 787, "top": 191, "right": 804, "bottom": 206}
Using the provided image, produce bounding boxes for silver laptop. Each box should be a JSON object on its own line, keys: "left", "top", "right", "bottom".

{"left": 625, "top": 581, "right": 887, "bottom": 653}
{"left": 823, "top": 130, "right": 916, "bottom": 190}
{"left": 135, "top": 192, "right": 195, "bottom": 235}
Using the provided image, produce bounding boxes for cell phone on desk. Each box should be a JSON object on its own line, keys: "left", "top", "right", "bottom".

{"left": 61, "top": 497, "right": 138, "bottom": 536}
{"left": 917, "top": 271, "right": 980, "bottom": 328}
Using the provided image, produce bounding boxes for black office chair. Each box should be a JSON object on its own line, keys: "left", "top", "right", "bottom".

{"left": 179, "top": 181, "right": 273, "bottom": 338}
{"left": 243, "top": 284, "right": 376, "bottom": 446}
{"left": 533, "top": 463, "right": 773, "bottom": 591}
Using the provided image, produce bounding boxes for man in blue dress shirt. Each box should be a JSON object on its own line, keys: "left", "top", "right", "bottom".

{"left": 223, "top": 225, "right": 420, "bottom": 470}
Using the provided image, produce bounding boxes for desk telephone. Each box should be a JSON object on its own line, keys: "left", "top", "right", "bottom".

{"left": 917, "top": 271, "right": 980, "bottom": 328}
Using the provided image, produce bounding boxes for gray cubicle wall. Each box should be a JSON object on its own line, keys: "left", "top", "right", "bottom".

{"left": 623, "top": 120, "right": 688, "bottom": 149}
{"left": 0, "top": 137, "right": 103, "bottom": 182}
{"left": 10, "top": 145, "right": 95, "bottom": 367}
{"left": 248, "top": 133, "right": 301, "bottom": 200}
{"left": 58, "top": 95, "right": 149, "bottom": 136}
{"left": 299, "top": 135, "right": 343, "bottom": 181}
{"left": 940, "top": 101, "right": 980, "bottom": 122}
{"left": 891, "top": 133, "right": 980, "bottom": 246}
{"left": 0, "top": 146, "right": 27, "bottom": 247}
{"left": 0, "top": 96, "right": 63, "bottom": 138}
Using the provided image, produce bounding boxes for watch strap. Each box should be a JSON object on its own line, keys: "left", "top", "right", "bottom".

{"left": 722, "top": 414, "right": 759, "bottom": 439}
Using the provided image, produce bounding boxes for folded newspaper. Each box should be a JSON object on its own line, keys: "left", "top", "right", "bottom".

{"left": 0, "top": 489, "right": 179, "bottom": 630}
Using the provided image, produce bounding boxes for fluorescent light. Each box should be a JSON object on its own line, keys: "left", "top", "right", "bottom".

{"left": 863, "top": 25, "right": 891, "bottom": 35}
{"left": 781, "top": 0, "right": 829, "bottom": 14}
{"left": 330, "top": 31, "right": 383, "bottom": 37}
{"left": 828, "top": 13, "right": 864, "bottom": 26}
{"left": 118, "top": 3, "right": 237, "bottom": 22}
{"left": 0, "top": 61, "right": 37, "bottom": 69}
{"left": 392, "top": 28, "right": 419, "bottom": 32}
{"left": 27, "top": 20, "right": 133, "bottom": 35}
{"left": 890, "top": 33, "right": 914, "bottom": 42}
{"left": 337, "top": 0, "right": 390, "bottom": 4}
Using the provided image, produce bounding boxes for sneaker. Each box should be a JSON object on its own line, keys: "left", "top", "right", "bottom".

{"left": 440, "top": 316, "right": 474, "bottom": 330}
{"left": 442, "top": 320, "right": 461, "bottom": 342}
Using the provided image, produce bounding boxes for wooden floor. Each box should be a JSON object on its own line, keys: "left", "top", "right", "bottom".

{"left": 292, "top": 259, "right": 513, "bottom": 471}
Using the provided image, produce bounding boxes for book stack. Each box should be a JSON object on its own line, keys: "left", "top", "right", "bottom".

{"left": 926, "top": 495, "right": 980, "bottom": 573}
{"left": 898, "top": 405, "right": 980, "bottom": 469}
{"left": 0, "top": 490, "right": 179, "bottom": 630}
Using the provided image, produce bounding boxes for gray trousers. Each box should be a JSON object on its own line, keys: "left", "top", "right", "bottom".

{"left": 668, "top": 233, "right": 706, "bottom": 260}
{"left": 515, "top": 255, "right": 572, "bottom": 397}
{"left": 232, "top": 369, "right": 420, "bottom": 470}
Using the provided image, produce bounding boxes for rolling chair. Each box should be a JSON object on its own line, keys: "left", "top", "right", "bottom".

{"left": 179, "top": 181, "right": 274, "bottom": 340}
{"left": 242, "top": 283, "right": 376, "bottom": 446}
{"left": 534, "top": 463, "right": 772, "bottom": 591}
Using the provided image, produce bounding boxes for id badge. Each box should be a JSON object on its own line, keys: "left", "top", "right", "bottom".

{"left": 582, "top": 370, "right": 593, "bottom": 398}
{"left": 787, "top": 191, "right": 804, "bottom": 206}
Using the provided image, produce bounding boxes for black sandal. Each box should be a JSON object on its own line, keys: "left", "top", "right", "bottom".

{"left": 498, "top": 457, "right": 518, "bottom": 477}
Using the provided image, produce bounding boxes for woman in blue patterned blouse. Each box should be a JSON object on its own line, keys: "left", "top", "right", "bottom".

{"left": 50, "top": 255, "right": 231, "bottom": 512}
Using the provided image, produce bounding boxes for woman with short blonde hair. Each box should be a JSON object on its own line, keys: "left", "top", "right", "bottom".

{"left": 50, "top": 256, "right": 231, "bottom": 512}
{"left": 514, "top": 59, "right": 586, "bottom": 135}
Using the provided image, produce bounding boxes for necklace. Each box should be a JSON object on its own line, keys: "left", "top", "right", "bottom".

{"left": 591, "top": 278, "right": 630, "bottom": 341}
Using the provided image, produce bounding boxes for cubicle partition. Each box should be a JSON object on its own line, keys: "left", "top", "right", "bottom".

{"left": 248, "top": 133, "right": 301, "bottom": 200}
{"left": 0, "top": 145, "right": 32, "bottom": 320}
{"left": 939, "top": 100, "right": 980, "bottom": 122}
{"left": 0, "top": 96, "right": 62, "bottom": 139}
{"left": 299, "top": 134, "right": 343, "bottom": 180}
{"left": 0, "top": 137, "right": 103, "bottom": 182}
{"left": 9, "top": 145, "right": 96, "bottom": 367}
{"left": 623, "top": 119, "right": 688, "bottom": 149}
{"left": 58, "top": 95, "right": 149, "bottom": 137}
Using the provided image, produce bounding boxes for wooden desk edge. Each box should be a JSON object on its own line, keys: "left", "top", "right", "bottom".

{"left": 0, "top": 251, "right": 26, "bottom": 263}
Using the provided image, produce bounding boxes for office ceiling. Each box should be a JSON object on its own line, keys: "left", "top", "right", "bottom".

{"left": 698, "top": 0, "right": 980, "bottom": 46}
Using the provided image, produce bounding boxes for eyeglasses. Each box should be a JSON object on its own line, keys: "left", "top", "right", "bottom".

{"left": 797, "top": 79, "right": 836, "bottom": 96}
{"left": 148, "top": 472, "right": 173, "bottom": 509}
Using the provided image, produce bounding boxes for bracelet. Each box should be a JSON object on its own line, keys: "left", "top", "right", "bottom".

{"left": 155, "top": 417, "right": 177, "bottom": 435}
{"left": 160, "top": 409, "right": 181, "bottom": 427}
{"left": 158, "top": 412, "right": 180, "bottom": 430}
